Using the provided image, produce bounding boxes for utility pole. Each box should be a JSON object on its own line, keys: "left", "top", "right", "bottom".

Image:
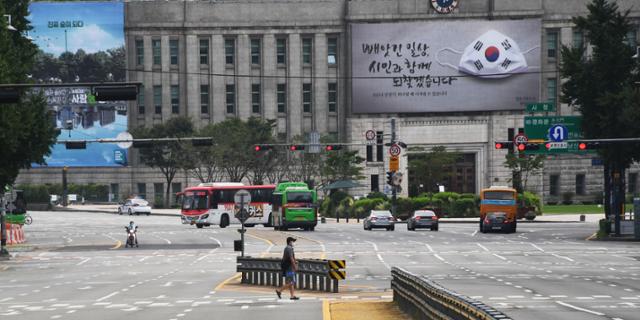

{"left": 0, "top": 194, "right": 8, "bottom": 259}
{"left": 390, "top": 118, "right": 397, "bottom": 217}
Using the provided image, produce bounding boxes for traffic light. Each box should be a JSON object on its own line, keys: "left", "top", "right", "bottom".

{"left": 93, "top": 85, "right": 138, "bottom": 101}
{"left": 191, "top": 138, "right": 213, "bottom": 146}
{"left": 578, "top": 141, "right": 603, "bottom": 150}
{"left": 517, "top": 143, "right": 542, "bottom": 151}
{"left": 254, "top": 145, "right": 273, "bottom": 151}
{"left": 289, "top": 145, "right": 305, "bottom": 151}
{"left": 65, "top": 141, "right": 87, "bottom": 149}
{"left": 494, "top": 141, "right": 514, "bottom": 150}
{"left": 386, "top": 171, "right": 394, "bottom": 186}
{"left": 325, "top": 145, "right": 343, "bottom": 151}
{"left": 132, "top": 140, "right": 156, "bottom": 148}
{"left": 0, "top": 87, "right": 20, "bottom": 103}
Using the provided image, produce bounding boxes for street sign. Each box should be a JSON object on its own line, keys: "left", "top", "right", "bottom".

{"left": 365, "top": 130, "right": 376, "bottom": 141}
{"left": 548, "top": 125, "right": 568, "bottom": 142}
{"left": 389, "top": 144, "right": 401, "bottom": 156}
{"left": 116, "top": 132, "right": 133, "bottom": 149}
{"left": 524, "top": 116, "right": 583, "bottom": 153}
{"left": 526, "top": 102, "right": 555, "bottom": 113}
{"left": 234, "top": 189, "right": 252, "bottom": 223}
{"left": 309, "top": 131, "right": 321, "bottom": 153}
{"left": 392, "top": 172, "right": 403, "bottom": 186}
{"left": 389, "top": 155, "right": 399, "bottom": 171}
{"left": 513, "top": 133, "right": 528, "bottom": 146}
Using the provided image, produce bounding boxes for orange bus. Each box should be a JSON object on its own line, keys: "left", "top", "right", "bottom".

{"left": 479, "top": 186, "right": 517, "bottom": 233}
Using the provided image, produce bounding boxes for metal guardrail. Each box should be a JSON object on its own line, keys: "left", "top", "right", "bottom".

{"left": 237, "top": 257, "right": 346, "bottom": 293}
{"left": 391, "top": 267, "right": 512, "bottom": 320}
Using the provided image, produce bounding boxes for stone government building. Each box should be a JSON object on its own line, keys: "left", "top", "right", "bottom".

{"left": 16, "top": 0, "right": 640, "bottom": 205}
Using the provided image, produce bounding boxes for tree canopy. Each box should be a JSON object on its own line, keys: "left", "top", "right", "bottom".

{"left": 0, "top": 1, "right": 58, "bottom": 189}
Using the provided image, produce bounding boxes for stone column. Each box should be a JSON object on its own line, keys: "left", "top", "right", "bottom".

{"left": 314, "top": 33, "right": 328, "bottom": 133}
{"left": 211, "top": 35, "right": 226, "bottom": 123}
{"left": 185, "top": 35, "right": 200, "bottom": 123}
{"left": 287, "top": 33, "right": 302, "bottom": 138}
{"left": 263, "top": 34, "right": 277, "bottom": 121}
{"left": 237, "top": 34, "right": 251, "bottom": 119}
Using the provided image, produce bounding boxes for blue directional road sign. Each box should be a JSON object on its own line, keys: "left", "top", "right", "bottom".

{"left": 548, "top": 125, "right": 568, "bottom": 142}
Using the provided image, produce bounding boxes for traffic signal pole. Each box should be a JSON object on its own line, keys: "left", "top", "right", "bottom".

{"left": 391, "top": 118, "right": 397, "bottom": 218}
{"left": 0, "top": 195, "right": 8, "bottom": 259}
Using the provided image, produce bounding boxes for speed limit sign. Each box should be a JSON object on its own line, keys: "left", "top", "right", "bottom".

{"left": 513, "top": 133, "right": 528, "bottom": 146}
{"left": 389, "top": 143, "right": 402, "bottom": 156}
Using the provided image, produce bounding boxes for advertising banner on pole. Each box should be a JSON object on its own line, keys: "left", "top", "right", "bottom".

{"left": 351, "top": 19, "right": 541, "bottom": 113}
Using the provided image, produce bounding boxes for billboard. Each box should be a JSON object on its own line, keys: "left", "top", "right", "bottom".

{"left": 351, "top": 19, "right": 541, "bottom": 113}
{"left": 29, "top": 1, "right": 127, "bottom": 167}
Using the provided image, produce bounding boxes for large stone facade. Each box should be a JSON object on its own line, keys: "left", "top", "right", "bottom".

{"left": 15, "top": 0, "right": 640, "bottom": 204}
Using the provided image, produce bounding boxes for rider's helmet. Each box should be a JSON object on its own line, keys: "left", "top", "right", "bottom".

{"left": 129, "top": 221, "right": 134, "bottom": 225}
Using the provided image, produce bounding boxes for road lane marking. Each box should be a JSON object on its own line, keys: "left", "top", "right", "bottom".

{"left": 76, "top": 258, "right": 90, "bottom": 266}
{"left": 471, "top": 230, "right": 478, "bottom": 236}
{"left": 551, "top": 253, "right": 574, "bottom": 262}
{"left": 214, "top": 273, "right": 242, "bottom": 291}
{"left": 476, "top": 243, "right": 489, "bottom": 252}
{"left": 434, "top": 254, "right": 445, "bottom": 262}
{"left": 96, "top": 292, "right": 119, "bottom": 302}
{"left": 425, "top": 244, "right": 434, "bottom": 253}
{"left": 556, "top": 301, "right": 605, "bottom": 316}
{"left": 492, "top": 253, "right": 507, "bottom": 261}
{"left": 209, "top": 237, "right": 223, "bottom": 248}
{"left": 110, "top": 241, "right": 122, "bottom": 250}
{"left": 530, "top": 243, "right": 545, "bottom": 252}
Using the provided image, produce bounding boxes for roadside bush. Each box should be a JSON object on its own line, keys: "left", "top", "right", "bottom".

{"left": 352, "top": 198, "right": 386, "bottom": 220}
{"left": 411, "top": 197, "right": 431, "bottom": 211}
{"left": 395, "top": 198, "right": 414, "bottom": 220}
{"left": 366, "top": 191, "right": 388, "bottom": 200}
{"left": 520, "top": 191, "right": 542, "bottom": 213}
{"left": 335, "top": 196, "right": 354, "bottom": 219}
{"left": 562, "top": 192, "right": 574, "bottom": 205}
{"left": 450, "top": 198, "right": 478, "bottom": 217}
{"left": 18, "top": 185, "right": 50, "bottom": 203}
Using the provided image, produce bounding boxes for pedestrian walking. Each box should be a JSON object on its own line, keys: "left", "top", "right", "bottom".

{"left": 276, "top": 236, "right": 299, "bottom": 300}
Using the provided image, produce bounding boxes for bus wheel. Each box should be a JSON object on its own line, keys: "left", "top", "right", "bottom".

{"left": 196, "top": 223, "right": 203, "bottom": 229}
{"left": 220, "top": 215, "right": 229, "bottom": 228}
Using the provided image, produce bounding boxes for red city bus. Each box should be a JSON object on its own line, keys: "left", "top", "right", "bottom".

{"left": 180, "top": 183, "right": 275, "bottom": 228}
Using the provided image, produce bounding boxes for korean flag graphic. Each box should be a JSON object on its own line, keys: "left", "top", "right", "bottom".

{"left": 458, "top": 30, "right": 531, "bottom": 79}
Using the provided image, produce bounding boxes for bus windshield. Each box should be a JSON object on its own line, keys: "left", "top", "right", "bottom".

{"left": 483, "top": 191, "right": 515, "bottom": 200}
{"left": 182, "top": 191, "right": 209, "bottom": 210}
{"left": 286, "top": 192, "right": 313, "bottom": 203}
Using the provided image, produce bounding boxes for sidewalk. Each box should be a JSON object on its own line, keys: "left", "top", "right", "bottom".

{"left": 51, "top": 204, "right": 180, "bottom": 217}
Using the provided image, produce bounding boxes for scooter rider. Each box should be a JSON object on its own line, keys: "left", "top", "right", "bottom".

{"left": 125, "top": 221, "right": 138, "bottom": 247}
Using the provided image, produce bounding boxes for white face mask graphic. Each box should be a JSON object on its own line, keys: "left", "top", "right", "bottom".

{"left": 437, "top": 30, "right": 539, "bottom": 78}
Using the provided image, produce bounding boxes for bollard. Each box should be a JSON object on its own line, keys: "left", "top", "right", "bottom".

{"left": 325, "top": 277, "right": 331, "bottom": 293}
{"left": 304, "top": 274, "right": 311, "bottom": 290}
{"left": 580, "top": 214, "right": 585, "bottom": 222}
{"left": 332, "top": 279, "right": 339, "bottom": 293}
{"left": 319, "top": 276, "right": 325, "bottom": 291}
{"left": 312, "top": 275, "right": 318, "bottom": 291}
{"left": 259, "top": 272, "right": 265, "bottom": 285}
{"left": 321, "top": 217, "right": 326, "bottom": 224}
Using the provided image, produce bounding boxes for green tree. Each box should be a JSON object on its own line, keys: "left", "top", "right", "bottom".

{"left": 320, "top": 150, "right": 365, "bottom": 187}
{"left": 504, "top": 154, "right": 545, "bottom": 193}
{"left": 560, "top": 0, "right": 640, "bottom": 223}
{"left": 131, "top": 116, "right": 196, "bottom": 208}
{"left": 408, "top": 146, "right": 461, "bottom": 195}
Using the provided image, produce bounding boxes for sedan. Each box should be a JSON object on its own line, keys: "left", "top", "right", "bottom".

{"left": 118, "top": 198, "right": 152, "bottom": 216}
{"left": 363, "top": 210, "right": 396, "bottom": 231}
{"left": 481, "top": 212, "right": 514, "bottom": 233}
{"left": 407, "top": 210, "right": 439, "bottom": 231}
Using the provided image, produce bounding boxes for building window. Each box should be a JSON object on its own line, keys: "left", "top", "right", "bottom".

{"left": 226, "top": 84, "right": 235, "bottom": 114}
{"left": 171, "top": 183, "right": 182, "bottom": 205}
{"left": 251, "top": 38, "right": 261, "bottom": 65}
{"left": 376, "top": 131, "right": 383, "bottom": 162}
{"left": 371, "top": 174, "right": 379, "bottom": 192}
{"left": 135, "top": 39, "right": 144, "bottom": 66}
{"left": 573, "top": 30, "right": 584, "bottom": 49}
{"left": 327, "top": 37, "right": 337, "bottom": 65}
{"left": 576, "top": 174, "right": 586, "bottom": 195}
{"left": 302, "top": 83, "right": 312, "bottom": 113}
{"left": 251, "top": 83, "right": 261, "bottom": 114}
{"left": 629, "top": 173, "right": 638, "bottom": 194}
{"left": 137, "top": 183, "right": 147, "bottom": 199}
{"left": 199, "top": 39, "right": 209, "bottom": 65}
{"left": 277, "top": 83, "right": 286, "bottom": 113}
{"left": 328, "top": 82, "right": 337, "bottom": 113}
{"left": 171, "top": 85, "right": 179, "bottom": 114}
{"left": 550, "top": 174, "right": 560, "bottom": 196}
{"left": 154, "top": 183, "right": 164, "bottom": 205}
{"left": 625, "top": 30, "right": 637, "bottom": 48}
{"left": 200, "top": 85, "right": 209, "bottom": 114}
{"left": 547, "top": 78, "right": 557, "bottom": 103}
{"left": 547, "top": 31, "right": 558, "bottom": 58}
{"left": 225, "top": 38, "right": 235, "bottom": 65}
{"left": 137, "top": 90, "right": 145, "bottom": 114}
{"left": 302, "top": 38, "right": 312, "bottom": 64}
{"left": 170, "top": 39, "right": 179, "bottom": 65}
{"left": 276, "top": 38, "right": 286, "bottom": 64}
{"left": 152, "top": 39, "right": 161, "bottom": 65}
{"left": 153, "top": 85, "right": 162, "bottom": 114}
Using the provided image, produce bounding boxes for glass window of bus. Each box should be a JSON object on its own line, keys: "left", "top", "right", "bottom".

{"left": 251, "top": 188, "right": 273, "bottom": 203}
{"left": 286, "top": 191, "right": 313, "bottom": 203}
{"left": 182, "top": 191, "right": 209, "bottom": 210}
{"left": 218, "top": 190, "right": 235, "bottom": 203}
{"left": 483, "top": 191, "right": 515, "bottom": 200}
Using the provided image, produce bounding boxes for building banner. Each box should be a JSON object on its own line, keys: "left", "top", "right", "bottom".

{"left": 351, "top": 19, "right": 541, "bottom": 113}
{"left": 29, "top": 1, "right": 127, "bottom": 167}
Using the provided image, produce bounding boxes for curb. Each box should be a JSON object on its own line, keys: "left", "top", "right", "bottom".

{"left": 52, "top": 207, "right": 180, "bottom": 217}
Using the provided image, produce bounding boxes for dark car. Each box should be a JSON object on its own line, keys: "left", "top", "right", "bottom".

{"left": 407, "top": 210, "right": 439, "bottom": 231}
{"left": 481, "top": 212, "right": 513, "bottom": 233}
{"left": 363, "top": 210, "right": 396, "bottom": 231}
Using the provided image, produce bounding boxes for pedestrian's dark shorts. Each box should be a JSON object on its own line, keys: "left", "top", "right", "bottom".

{"left": 285, "top": 271, "right": 296, "bottom": 284}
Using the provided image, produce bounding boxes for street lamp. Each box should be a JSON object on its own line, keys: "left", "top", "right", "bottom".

{"left": 4, "top": 14, "right": 17, "bottom": 31}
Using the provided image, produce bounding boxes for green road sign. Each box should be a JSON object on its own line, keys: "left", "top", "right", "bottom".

{"left": 526, "top": 102, "right": 556, "bottom": 113}
{"left": 524, "top": 116, "right": 583, "bottom": 153}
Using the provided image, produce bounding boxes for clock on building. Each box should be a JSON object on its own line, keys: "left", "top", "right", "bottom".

{"left": 431, "top": 0, "right": 458, "bottom": 14}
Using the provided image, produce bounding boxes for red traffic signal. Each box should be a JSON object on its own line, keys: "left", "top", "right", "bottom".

{"left": 578, "top": 142, "right": 587, "bottom": 150}
{"left": 325, "top": 145, "right": 343, "bottom": 151}
{"left": 494, "top": 141, "right": 514, "bottom": 150}
{"left": 289, "top": 145, "right": 305, "bottom": 151}
{"left": 254, "top": 145, "right": 273, "bottom": 151}
{"left": 517, "top": 144, "right": 525, "bottom": 151}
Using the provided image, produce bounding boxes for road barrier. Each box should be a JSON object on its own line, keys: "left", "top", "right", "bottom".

{"left": 237, "top": 257, "right": 346, "bottom": 293}
{"left": 5, "top": 223, "right": 25, "bottom": 245}
{"left": 391, "top": 267, "right": 512, "bottom": 320}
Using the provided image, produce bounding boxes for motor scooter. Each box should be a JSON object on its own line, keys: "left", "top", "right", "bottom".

{"left": 125, "top": 226, "right": 138, "bottom": 248}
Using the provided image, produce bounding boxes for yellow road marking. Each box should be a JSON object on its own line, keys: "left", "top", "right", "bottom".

{"left": 586, "top": 232, "right": 597, "bottom": 241}
{"left": 0, "top": 265, "right": 9, "bottom": 272}
{"left": 246, "top": 232, "right": 274, "bottom": 246}
{"left": 214, "top": 272, "right": 242, "bottom": 291}
{"left": 323, "top": 300, "right": 332, "bottom": 320}
{"left": 110, "top": 241, "right": 122, "bottom": 250}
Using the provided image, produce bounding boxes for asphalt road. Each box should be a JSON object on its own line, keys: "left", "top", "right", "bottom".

{"left": 1, "top": 211, "right": 639, "bottom": 320}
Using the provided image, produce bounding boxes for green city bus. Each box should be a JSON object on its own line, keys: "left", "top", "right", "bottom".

{"left": 271, "top": 182, "right": 317, "bottom": 231}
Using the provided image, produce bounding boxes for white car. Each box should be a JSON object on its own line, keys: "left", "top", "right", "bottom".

{"left": 118, "top": 198, "right": 151, "bottom": 216}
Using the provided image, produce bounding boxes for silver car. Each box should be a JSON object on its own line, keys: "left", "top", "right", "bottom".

{"left": 118, "top": 198, "right": 152, "bottom": 216}
{"left": 407, "top": 210, "right": 439, "bottom": 231}
{"left": 363, "top": 210, "right": 395, "bottom": 231}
